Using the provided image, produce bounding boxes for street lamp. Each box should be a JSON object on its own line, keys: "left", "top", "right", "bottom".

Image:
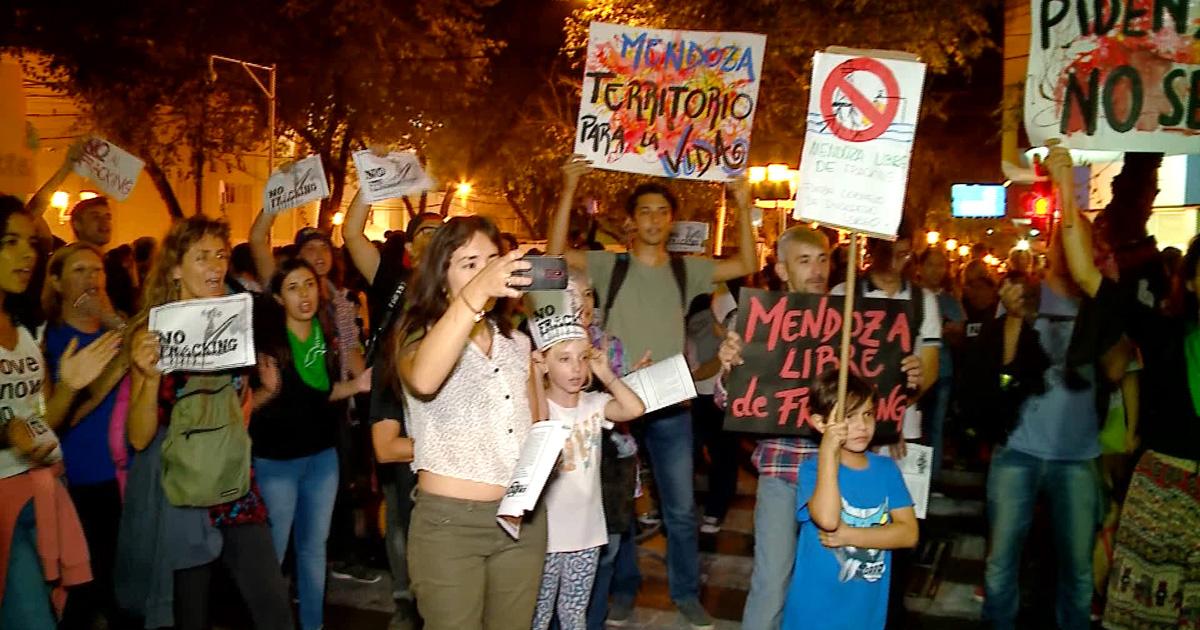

{"left": 208, "top": 55, "right": 277, "bottom": 176}
{"left": 944, "top": 238, "right": 958, "bottom": 252}
{"left": 926, "top": 231, "right": 940, "bottom": 245}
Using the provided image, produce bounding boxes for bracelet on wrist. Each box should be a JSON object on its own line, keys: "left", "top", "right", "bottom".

{"left": 459, "top": 292, "right": 486, "bottom": 323}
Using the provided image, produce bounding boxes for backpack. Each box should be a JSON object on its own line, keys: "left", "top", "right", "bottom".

{"left": 160, "top": 374, "right": 251, "bottom": 507}
{"left": 602, "top": 253, "right": 687, "bottom": 329}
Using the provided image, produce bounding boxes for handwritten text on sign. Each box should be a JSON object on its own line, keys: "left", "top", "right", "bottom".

{"left": 149, "top": 294, "right": 256, "bottom": 374}
{"left": 264, "top": 155, "right": 330, "bottom": 214}
{"left": 73, "top": 137, "right": 144, "bottom": 202}
{"left": 795, "top": 52, "right": 926, "bottom": 239}
{"left": 1024, "top": 0, "right": 1200, "bottom": 153}
{"left": 352, "top": 150, "right": 435, "bottom": 203}
{"left": 667, "top": 221, "right": 710, "bottom": 253}
{"left": 722, "top": 290, "right": 912, "bottom": 440}
{"left": 575, "top": 22, "right": 766, "bottom": 181}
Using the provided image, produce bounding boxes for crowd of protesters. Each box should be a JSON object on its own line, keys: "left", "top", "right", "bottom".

{"left": 0, "top": 138, "right": 1195, "bottom": 630}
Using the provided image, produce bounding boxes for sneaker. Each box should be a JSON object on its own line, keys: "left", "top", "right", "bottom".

{"left": 675, "top": 598, "right": 715, "bottom": 629}
{"left": 606, "top": 596, "right": 634, "bottom": 627}
{"left": 329, "top": 561, "right": 382, "bottom": 584}
{"left": 700, "top": 515, "right": 722, "bottom": 534}
{"left": 637, "top": 510, "right": 661, "bottom": 527}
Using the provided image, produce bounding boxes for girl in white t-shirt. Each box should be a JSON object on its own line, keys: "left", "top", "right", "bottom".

{"left": 532, "top": 334, "right": 644, "bottom": 630}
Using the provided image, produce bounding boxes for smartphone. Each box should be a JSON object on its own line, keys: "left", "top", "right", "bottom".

{"left": 513, "top": 255, "right": 568, "bottom": 291}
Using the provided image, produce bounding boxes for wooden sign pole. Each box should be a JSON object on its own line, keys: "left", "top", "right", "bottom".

{"left": 834, "top": 233, "right": 859, "bottom": 425}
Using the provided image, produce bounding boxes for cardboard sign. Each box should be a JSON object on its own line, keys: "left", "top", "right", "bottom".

{"left": 722, "top": 290, "right": 912, "bottom": 439}
{"left": 794, "top": 51, "right": 926, "bottom": 239}
{"left": 1024, "top": 0, "right": 1200, "bottom": 153}
{"left": 73, "top": 137, "right": 144, "bottom": 202}
{"left": 264, "top": 155, "right": 330, "bottom": 214}
{"left": 667, "top": 221, "right": 709, "bottom": 253}
{"left": 526, "top": 290, "right": 587, "bottom": 351}
{"left": 0, "top": 62, "right": 34, "bottom": 195}
{"left": 149, "top": 294, "right": 256, "bottom": 374}
{"left": 352, "top": 150, "right": 435, "bottom": 203}
{"left": 574, "top": 22, "right": 767, "bottom": 181}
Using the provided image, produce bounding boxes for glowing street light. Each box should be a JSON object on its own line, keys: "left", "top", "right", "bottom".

{"left": 926, "top": 231, "right": 940, "bottom": 245}
{"left": 958, "top": 245, "right": 970, "bottom": 257}
{"left": 944, "top": 238, "right": 958, "bottom": 251}
{"left": 78, "top": 191, "right": 99, "bottom": 201}
{"left": 456, "top": 181, "right": 472, "bottom": 197}
{"left": 331, "top": 211, "right": 345, "bottom": 226}
{"left": 766, "top": 163, "right": 791, "bottom": 182}
{"left": 1015, "top": 239, "right": 1031, "bottom": 251}
{"left": 748, "top": 166, "right": 767, "bottom": 183}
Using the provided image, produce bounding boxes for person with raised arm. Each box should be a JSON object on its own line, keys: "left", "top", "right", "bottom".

{"left": 393, "top": 215, "right": 546, "bottom": 630}
{"left": 1047, "top": 144, "right": 1200, "bottom": 629}
{"left": 547, "top": 156, "right": 757, "bottom": 629}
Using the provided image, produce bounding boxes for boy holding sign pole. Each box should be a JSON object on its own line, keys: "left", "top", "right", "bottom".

{"left": 548, "top": 156, "right": 759, "bottom": 629}
{"left": 719, "top": 226, "right": 923, "bottom": 629}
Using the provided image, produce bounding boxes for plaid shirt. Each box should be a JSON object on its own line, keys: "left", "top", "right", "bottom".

{"left": 715, "top": 364, "right": 819, "bottom": 484}
{"left": 752, "top": 438, "right": 820, "bottom": 485}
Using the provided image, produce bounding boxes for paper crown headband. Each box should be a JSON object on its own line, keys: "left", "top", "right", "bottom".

{"left": 527, "top": 290, "right": 587, "bottom": 350}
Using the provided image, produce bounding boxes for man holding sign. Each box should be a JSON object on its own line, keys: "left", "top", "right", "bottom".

{"left": 717, "top": 226, "right": 922, "bottom": 629}
{"left": 548, "top": 156, "right": 757, "bottom": 628}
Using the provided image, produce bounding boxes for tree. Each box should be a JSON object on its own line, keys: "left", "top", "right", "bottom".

{"left": 472, "top": 0, "right": 998, "bottom": 239}
{"left": 1, "top": 0, "right": 502, "bottom": 226}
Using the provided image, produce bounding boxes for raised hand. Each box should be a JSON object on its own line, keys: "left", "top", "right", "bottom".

{"left": 561, "top": 155, "right": 592, "bottom": 193}
{"left": 726, "top": 176, "right": 752, "bottom": 209}
{"left": 460, "top": 250, "right": 533, "bottom": 307}
{"left": 130, "top": 329, "right": 161, "bottom": 377}
{"left": 588, "top": 345, "right": 616, "bottom": 383}
{"left": 58, "top": 332, "right": 122, "bottom": 391}
{"left": 717, "top": 331, "right": 744, "bottom": 374}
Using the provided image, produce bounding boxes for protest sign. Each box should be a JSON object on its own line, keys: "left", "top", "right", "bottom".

{"left": 497, "top": 420, "right": 572, "bottom": 539}
{"left": 622, "top": 354, "right": 697, "bottom": 413}
{"left": 264, "top": 155, "right": 330, "bottom": 214}
{"left": 667, "top": 221, "right": 709, "bottom": 253}
{"left": 1024, "top": 0, "right": 1200, "bottom": 153}
{"left": 352, "top": 150, "right": 435, "bottom": 203}
{"left": 574, "top": 22, "right": 767, "bottom": 181}
{"left": 73, "top": 137, "right": 144, "bottom": 202}
{"left": 526, "top": 290, "right": 587, "bottom": 350}
{"left": 894, "top": 443, "right": 933, "bottom": 519}
{"left": 0, "top": 62, "right": 34, "bottom": 195}
{"left": 722, "top": 290, "right": 913, "bottom": 440}
{"left": 795, "top": 50, "right": 926, "bottom": 239}
{"left": 149, "top": 294, "right": 256, "bottom": 374}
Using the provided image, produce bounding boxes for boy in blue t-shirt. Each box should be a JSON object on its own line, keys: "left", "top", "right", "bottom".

{"left": 782, "top": 370, "right": 919, "bottom": 630}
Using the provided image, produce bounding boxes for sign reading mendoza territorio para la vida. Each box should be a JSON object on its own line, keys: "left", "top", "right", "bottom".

{"left": 1024, "top": 0, "right": 1200, "bottom": 153}
{"left": 149, "top": 293, "right": 256, "bottom": 373}
{"left": 575, "top": 22, "right": 767, "bottom": 181}
{"left": 722, "top": 290, "right": 913, "bottom": 442}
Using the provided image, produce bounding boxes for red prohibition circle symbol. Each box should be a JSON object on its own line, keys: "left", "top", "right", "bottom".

{"left": 818, "top": 57, "right": 901, "bottom": 142}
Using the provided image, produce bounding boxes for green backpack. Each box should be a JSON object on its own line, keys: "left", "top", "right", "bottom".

{"left": 161, "top": 374, "right": 251, "bottom": 507}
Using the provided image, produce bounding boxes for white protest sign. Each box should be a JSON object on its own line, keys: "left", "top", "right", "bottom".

{"left": 526, "top": 290, "right": 587, "bottom": 351}
{"left": 351, "top": 150, "right": 435, "bottom": 203}
{"left": 149, "top": 293, "right": 256, "bottom": 374}
{"left": 264, "top": 155, "right": 330, "bottom": 214}
{"left": 667, "top": 221, "right": 709, "bottom": 253}
{"left": 795, "top": 50, "right": 926, "bottom": 239}
{"left": 622, "top": 354, "right": 697, "bottom": 413}
{"left": 574, "top": 22, "right": 767, "bottom": 181}
{"left": 497, "top": 420, "right": 572, "bottom": 539}
{"left": 1024, "top": 0, "right": 1200, "bottom": 153}
{"left": 894, "top": 442, "right": 933, "bottom": 519}
{"left": 73, "top": 137, "right": 144, "bottom": 202}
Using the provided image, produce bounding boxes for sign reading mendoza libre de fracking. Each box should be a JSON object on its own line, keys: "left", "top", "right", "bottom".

{"left": 149, "top": 293, "right": 256, "bottom": 373}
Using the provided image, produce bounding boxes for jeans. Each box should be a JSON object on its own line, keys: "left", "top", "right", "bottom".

{"left": 983, "top": 446, "right": 1099, "bottom": 630}
{"left": 587, "top": 524, "right": 640, "bottom": 630}
{"left": 693, "top": 395, "right": 739, "bottom": 521}
{"left": 741, "top": 475, "right": 798, "bottom": 630}
{"left": 173, "top": 523, "right": 294, "bottom": 630}
{"left": 1, "top": 501, "right": 55, "bottom": 630}
{"left": 639, "top": 405, "right": 701, "bottom": 602}
{"left": 255, "top": 447, "right": 340, "bottom": 630}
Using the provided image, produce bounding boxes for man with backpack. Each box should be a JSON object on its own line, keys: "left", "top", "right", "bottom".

{"left": 547, "top": 155, "right": 758, "bottom": 629}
